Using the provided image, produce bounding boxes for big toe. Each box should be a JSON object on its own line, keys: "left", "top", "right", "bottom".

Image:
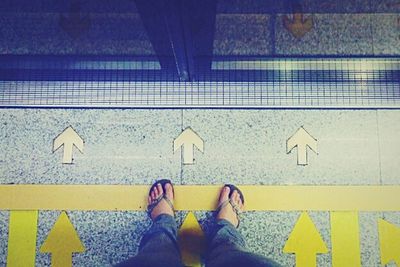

{"left": 164, "top": 183, "right": 174, "bottom": 200}
{"left": 219, "top": 186, "right": 230, "bottom": 204}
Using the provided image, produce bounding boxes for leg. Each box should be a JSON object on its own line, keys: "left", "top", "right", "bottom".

{"left": 116, "top": 182, "right": 184, "bottom": 267}
{"left": 205, "top": 186, "right": 281, "bottom": 267}
{"left": 117, "top": 214, "right": 183, "bottom": 267}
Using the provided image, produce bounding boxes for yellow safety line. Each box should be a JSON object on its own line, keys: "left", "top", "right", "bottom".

{"left": 0, "top": 185, "right": 400, "bottom": 211}
{"left": 330, "top": 212, "right": 361, "bottom": 267}
{"left": 6, "top": 211, "right": 38, "bottom": 267}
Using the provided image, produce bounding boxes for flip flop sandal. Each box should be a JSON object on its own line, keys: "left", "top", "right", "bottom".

{"left": 147, "top": 179, "right": 175, "bottom": 219}
{"left": 215, "top": 184, "right": 245, "bottom": 228}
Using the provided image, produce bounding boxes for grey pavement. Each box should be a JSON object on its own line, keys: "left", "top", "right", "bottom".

{"left": 0, "top": 108, "right": 399, "bottom": 266}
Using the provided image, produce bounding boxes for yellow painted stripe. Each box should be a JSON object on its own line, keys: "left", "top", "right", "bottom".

{"left": 0, "top": 185, "right": 399, "bottom": 211}
{"left": 6, "top": 211, "right": 38, "bottom": 267}
{"left": 331, "top": 212, "right": 361, "bottom": 267}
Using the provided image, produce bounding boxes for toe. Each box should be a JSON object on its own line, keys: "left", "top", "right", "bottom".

{"left": 219, "top": 186, "right": 230, "bottom": 203}
{"left": 164, "top": 183, "right": 174, "bottom": 200}
{"left": 235, "top": 191, "right": 241, "bottom": 204}
{"left": 156, "top": 183, "right": 163, "bottom": 196}
{"left": 231, "top": 190, "right": 243, "bottom": 211}
{"left": 231, "top": 190, "right": 238, "bottom": 201}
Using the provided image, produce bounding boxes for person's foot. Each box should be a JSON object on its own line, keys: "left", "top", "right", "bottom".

{"left": 216, "top": 186, "right": 244, "bottom": 227}
{"left": 147, "top": 183, "right": 174, "bottom": 220}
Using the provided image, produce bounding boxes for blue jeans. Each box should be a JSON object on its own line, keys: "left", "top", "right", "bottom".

{"left": 116, "top": 214, "right": 281, "bottom": 267}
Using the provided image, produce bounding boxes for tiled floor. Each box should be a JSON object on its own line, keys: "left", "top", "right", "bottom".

{"left": 1, "top": 1, "right": 400, "bottom": 266}
{"left": 0, "top": 109, "right": 399, "bottom": 266}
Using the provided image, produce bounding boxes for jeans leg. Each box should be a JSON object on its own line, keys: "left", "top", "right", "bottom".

{"left": 205, "top": 219, "right": 281, "bottom": 267}
{"left": 116, "top": 214, "right": 184, "bottom": 267}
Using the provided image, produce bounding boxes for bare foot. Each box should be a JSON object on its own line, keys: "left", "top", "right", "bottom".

{"left": 148, "top": 183, "right": 174, "bottom": 220}
{"left": 216, "top": 186, "right": 244, "bottom": 227}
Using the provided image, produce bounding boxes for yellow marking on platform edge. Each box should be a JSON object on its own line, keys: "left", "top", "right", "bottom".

{"left": 40, "top": 211, "right": 85, "bottom": 267}
{"left": 0, "top": 185, "right": 400, "bottom": 211}
{"left": 178, "top": 212, "right": 205, "bottom": 267}
{"left": 378, "top": 219, "right": 400, "bottom": 266}
{"left": 6, "top": 211, "right": 38, "bottom": 267}
{"left": 283, "top": 212, "right": 328, "bottom": 267}
{"left": 330, "top": 212, "right": 361, "bottom": 267}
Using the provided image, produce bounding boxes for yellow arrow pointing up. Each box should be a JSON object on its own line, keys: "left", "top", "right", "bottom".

{"left": 40, "top": 211, "right": 85, "bottom": 267}
{"left": 378, "top": 219, "right": 400, "bottom": 266}
{"left": 283, "top": 212, "right": 328, "bottom": 267}
{"left": 178, "top": 212, "right": 205, "bottom": 267}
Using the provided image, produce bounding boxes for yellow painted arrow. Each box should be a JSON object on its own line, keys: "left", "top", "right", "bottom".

{"left": 283, "top": 212, "right": 328, "bottom": 267}
{"left": 283, "top": 13, "right": 313, "bottom": 39}
{"left": 178, "top": 212, "right": 205, "bottom": 267}
{"left": 378, "top": 219, "right": 400, "bottom": 266}
{"left": 40, "top": 211, "right": 85, "bottom": 267}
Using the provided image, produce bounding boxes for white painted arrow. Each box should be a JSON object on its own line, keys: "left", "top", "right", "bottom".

{"left": 53, "top": 126, "right": 84, "bottom": 164}
{"left": 174, "top": 127, "right": 204, "bottom": 165}
{"left": 287, "top": 126, "right": 317, "bottom": 165}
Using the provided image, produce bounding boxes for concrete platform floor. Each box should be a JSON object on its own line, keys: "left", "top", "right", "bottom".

{"left": 0, "top": 108, "right": 399, "bottom": 266}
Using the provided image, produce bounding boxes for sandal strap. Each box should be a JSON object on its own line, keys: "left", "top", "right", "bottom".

{"left": 215, "top": 199, "right": 230, "bottom": 213}
{"left": 162, "top": 196, "right": 174, "bottom": 212}
{"left": 147, "top": 194, "right": 175, "bottom": 217}
{"left": 215, "top": 199, "right": 241, "bottom": 228}
{"left": 229, "top": 199, "right": 241, "bottom": 215}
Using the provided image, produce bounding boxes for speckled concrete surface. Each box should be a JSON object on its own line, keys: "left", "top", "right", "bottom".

{"left": 0, "top": 13, "right": 154, "bottom": 55}
{"left": 377, "top": 110, "right": 400, "bottom": 185}
{"left": 335, "top": 14, "right": 373, "bottom": 55}
{"left": 213, "top": 14, "right": 271, "bottom": 55}
{"left": 1, "top": 10, "right": 398, "bottom": 57}
{"left": 0, "top": 109, "right": 182, "bottom": 185}
{"left": 181, "top": 109, "right": 381, "bottom": 185}
{"left": 0, "top": 211, "right": 9, "bottom": 266}
{"left": 371, "top": 14, "right": 400, "bottom": 55}
{"left": 358, "top": 212, "right": 382, "bottom": 266}
{"left": 275, "top": 13, "right": 375, "bottom": 55}
{"left": 275, "top": 14, "right": 338, "bottom": 55}
{"left": 1, "top": 0, "right": 400, "bottom": 265}
{"left": 1, "top": 108, "right": 400, "bottom": 266}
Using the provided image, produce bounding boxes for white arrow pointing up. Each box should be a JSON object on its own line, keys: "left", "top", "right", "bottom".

{"left": 287, "top": 126, "right": 317, "bottom": 165}
{"left": 174, "top": 127, "right": 204, "bottom": 165}
{"left": 53, "top": 126, "right": 84, "bottom": 164}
